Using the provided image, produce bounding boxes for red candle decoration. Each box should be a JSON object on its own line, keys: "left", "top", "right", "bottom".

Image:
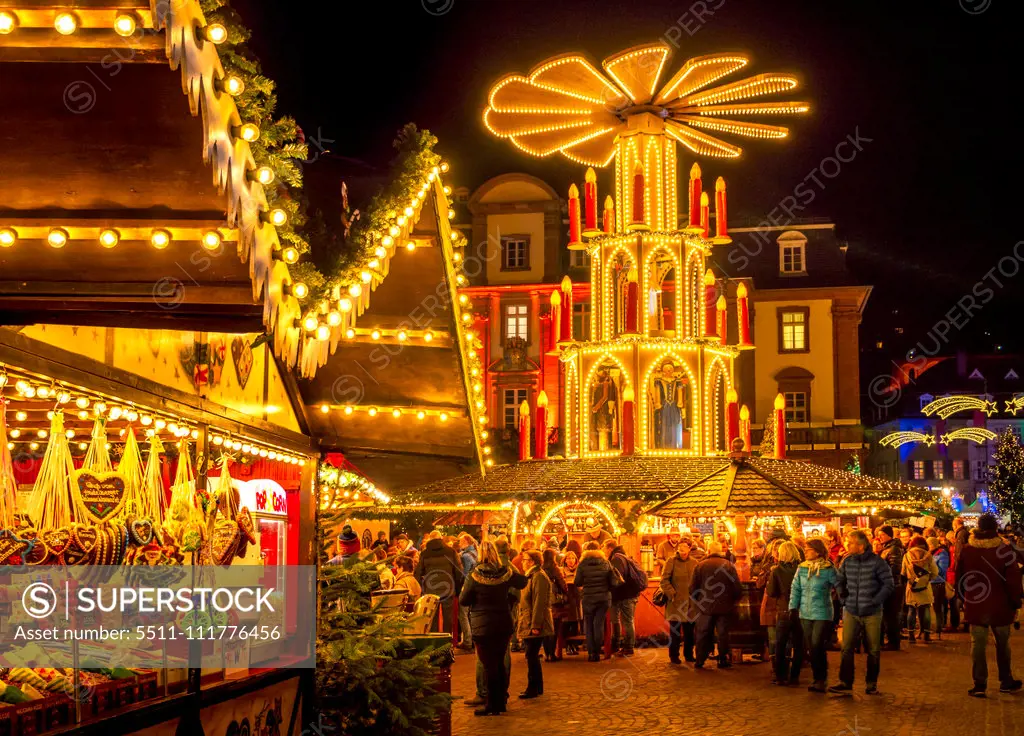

{"left": 726, "top": 388, "right": 739, "bottom": 449}
{"left": 703, "top": 269, "right": 717, "bottom": 338}
{"left": 560, "top": 276, "right": 573, "bottom": 341}
{"left": 716, "top": 295, "right": 727, "bottom": 343}
{"left": 736, "top": 281, "right": 751, "bottom": 347}
{"left": 630, "top": 162, "right": 645, "bottom": 227}
{"left": 519, "top": 400, "right": 532, "bottom": 461}
{"left": 700, "top": 192, "right": 710, "bottom": 238}
{"left": 602, "top": 195, "right": 615, "bottom": 234}
{"left": 624, "top": 268, "right": 639, "bottom": 333}
{"left": 739, "top": 404, "right": 751, "bottom": 452}
{"left": 568, "top": 183, "right": 582, "bottom": 246}
{"left": 549, "top": 290, "right": 561, "bottom": 349}
{"left": 688, "top": 163, "right": 702, "bottom": 227}
{"left": 774, "top": 393, "right": 787, "bottom": 459}
{"left": 535, "top": 391, "right": 549, "bottom": 460}
{"left": 715, "top": 176, "right": 728, "bottom": 238}
{"left": 584, "top": 167, "right": 599, "bottom": 235}
{"left": 622, "top": 386, "right": 635, "bottom": 456}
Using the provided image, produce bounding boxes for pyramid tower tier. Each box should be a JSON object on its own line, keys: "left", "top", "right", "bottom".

{"left": 613, "top": 113, "right": 678, "bottom": 232}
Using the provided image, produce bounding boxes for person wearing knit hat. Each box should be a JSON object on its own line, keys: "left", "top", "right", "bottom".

{"left": 791, "top": 536, "right": 838, "bottom": 692}
{"left": 957, "top": 513, "right": 1023, "bottom": 696}
{"left": 875, "top": 524, "right": 905, "bottom": 651}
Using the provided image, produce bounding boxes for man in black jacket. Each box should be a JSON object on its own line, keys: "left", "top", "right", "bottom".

{"left": 603, "top": 538, "right": 639, "bottom": 656}
{"left": 574, "top": 542, "right": 623, "bottom": 661}
{"left": 689, "top": 541, "right": 742, "bottom": 669}
{"left": 415, "top": 530, "right": 466, "bottom": 635}
{"left": 876, "top": 525, "right": 904, "bottom": 651}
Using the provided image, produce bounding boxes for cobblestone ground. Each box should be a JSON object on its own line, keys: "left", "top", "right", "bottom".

{"left": 450, "top": 631, "right": 1024, "bottom": 736}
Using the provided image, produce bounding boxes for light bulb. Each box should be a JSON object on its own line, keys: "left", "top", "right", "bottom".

{"left": 440, "top": 162, "right": 450, "bottom": 173}
{"left": 150, "top": 229, "right": 171, "bottom": 249}
{"left": 140, "top": 414, "right": 153, "bottom": 426}
{"left": 113, "top": 13, "right": 137, "bottom": 36}
{"left": 370, "top": 330, "right": 381, "bottom": 340}
{"left": 388, "top": 225, "right": 400, "bottom": 237}
{"left": 303, "top": 315, "right": 318, "bottom": 332}
{"left": 392, "top": 408, "right": 401, "bottom": 418}
{"left": 291, "top": 282, "right": 309, "bottom": 299}
{"left": 374, "top": 245, "right": 387, "bottom": 258}
{"left": 202, "top": 231, "right": 222, "bottom": 251}
{"left": 259, "top": 449, "right": 268, "bottom": 457}
{"left": 0, "top": 11, "right": 17, "bottom": 34}
{"left": 78, "top": 442, "right": 87, "bottom": 451}
{"left": 348, "top": 283, "right": 362, "bottom": 298}
{"left": 327, "top": 311, "right": 341, "bottom": 327}
{"left": 77, "top": 410, "right": 88, "bottom": 420}
{"left": 167, "top": 422, "right": 178, "bottom": 434}
{"left": 439, "top": 413, "right": 448, "bottom": 422}
{"left": 223, "top": 75, "right": 244, "bottom": 96}
{"left": 54, "top": 12, "right": 78, "bottom": 35}
{"left": 238, "top": 123, "right": 260, "bottom": 142}
{"left": 154, "top": 418, "right": 165, "bottom": 430}
{"left": 424, "top": 331, "right": 433, "bottom": 342}
{"left": 280, "top": 246, "right": 299, "bottom": 264}
{"left": 448, "top": 209, "right": 456, "bottom": 220}
{"left": 47, "top": 228, "right": 69, "bottom": 248}
{"left": 268, "top": 208, "right": 287, "bottom": 226}
{"left": 406, "top": 241, "right": 416, "bottom": 252}
{"left": 30, "top": 442, "right": 39, "bottom": 450}
{"left": 397, "top": 330, "right": 407, "bottom": 341}
{"left": 99, "top": 229, "right": 120, "bottom": 248}
{"left": 368, "top": 408, "right": 378, "bottom": 417}
{"left": 345, "top": 328, "right": 355, "bottom": 339}
{"left": 417, "top": 411, "right": 426, "bottom": 420}
{"left": 109, "top": 406, "right": 122, "bottom": 420}
{"left": 343, "top": 406, "right": 353, "bottom": 415}
{"left": 204, "top": 22, "right": 227, "bottom": 43}
{"left": 320, "top": 404, "right": 330, "bottom": 414}
{"left": 382, "top": 235, "right": 394, "bottom": 247}
{"left": 37, "top": 429, "right": 48, "bottom": 439}
{"left": 255, "top": 166, "right": 275, "bottom": 185}
{"left": 36, "top": 387, "right": 49, "bottom": 398}
{"left": 212, "top": 435, "right": 224, "bottom": 445}
{"left": 360, "top": 270, "right": 372, "bottom": 283}
{"left": 66, "top": 429, "right": 75, "bottom": 439}
{"left": 338, "top": 297, "right": 353, "bottom": 313}
{"left": 9, "top": 429, "right": 19, "bottom": 439}
{"left": 315, "top": 324, "right": 330, "bottom": 341}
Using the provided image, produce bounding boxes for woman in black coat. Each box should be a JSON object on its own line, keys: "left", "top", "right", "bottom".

{"left": 459, "top": 540, "right": 528, "bottom": 716}
{"left": 541, "top": 547, "right": 568, "bottom": 662}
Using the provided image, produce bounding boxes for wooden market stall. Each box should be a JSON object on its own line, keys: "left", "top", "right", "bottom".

{"left": 0, "top": 1, "right": 326, "bottom": 733}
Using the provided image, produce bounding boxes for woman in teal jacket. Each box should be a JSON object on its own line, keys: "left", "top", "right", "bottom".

{"left": 790, "top": 538, "right": 839, "bottom": 692}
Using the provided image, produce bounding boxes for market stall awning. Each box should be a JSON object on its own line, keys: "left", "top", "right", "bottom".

{"left": 644, "top": 457, "right": 832, "bottom": 517}
{"left": 392, "top": 455, "right": 935, "bottom": 508}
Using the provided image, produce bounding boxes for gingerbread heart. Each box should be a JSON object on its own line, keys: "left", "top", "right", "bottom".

{"left": 0, "top": 531, "right": 32, "bottom": 565}
{"left": 237, "top": 507, "right": 257, "bottom": 546}
{"left": 72, "top": 469, "right": 127, "bottom": 523}
{"left": 65, "top": 524, "right": 98, "bottom": 565}
{"left": 41, "top": 527, "right": 72, "bottom": 557}
{"left": 211, "top": 519, "right": 241, "bottom": 566}
{"left": 130, "top": 518, "right": 154, "bottom": 546}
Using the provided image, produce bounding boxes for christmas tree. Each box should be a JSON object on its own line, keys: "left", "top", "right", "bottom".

{"left": 316, "top": 508, "right": 451, "bottom": 735}
{"left": 844, "top": 453, "right": 862, "bottom": 475}
{"left": 987, "top": 428, "right": 1024, "bottom": 525}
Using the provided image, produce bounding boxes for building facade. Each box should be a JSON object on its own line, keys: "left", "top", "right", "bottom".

{"left": 458, "top": 173, "right": 872, "bottom": 468}
{"left": 867, "top": 353, "right": 1024, "bottom": 504}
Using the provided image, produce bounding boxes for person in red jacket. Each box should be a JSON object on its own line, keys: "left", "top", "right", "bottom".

{"left": 955, "top": 513, "right": 1023, "bottom": 697}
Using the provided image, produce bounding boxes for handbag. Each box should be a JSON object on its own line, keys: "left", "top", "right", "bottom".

{"left": 652, "top": 589, "right": 668, "bottom": 607}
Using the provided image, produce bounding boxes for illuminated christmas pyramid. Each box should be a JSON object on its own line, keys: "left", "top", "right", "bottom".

{"left": 483, "top": 42, "right": 808, "bottom": 459}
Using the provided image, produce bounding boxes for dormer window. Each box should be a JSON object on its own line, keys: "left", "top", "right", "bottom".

{"left": 778, "top": 231, "right": 807, "bottom": 275}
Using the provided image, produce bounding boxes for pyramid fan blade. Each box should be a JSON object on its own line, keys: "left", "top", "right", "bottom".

{"left": 484, "top": 108, "right": 595, "bottom": 137}
{"left": 602, "top": 43, "right": 672, "bottom": 104}
{"left": 559, "top": 127, "right": 619, "bottom": 167}
{"left": 664, "top": 120, "right": 741, "bottom": 158}
{"left": 488, "top": 74, "right": 599, "bottom": 114}
{"left": 676, "top": 73, "right": 799, "bottom": 108}
{"left": 654, "top": 54, "right": 749, "bottom": 105}
{"left": 673, "top": 115, "right": 789, "bottom": 140}
{"left": 529, "top": 53, "right": 628, "bottom": 107}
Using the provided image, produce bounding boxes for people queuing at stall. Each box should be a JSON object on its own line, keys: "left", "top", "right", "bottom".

{"left": 340, "top": 511, "right": 1021, "bottom": 717}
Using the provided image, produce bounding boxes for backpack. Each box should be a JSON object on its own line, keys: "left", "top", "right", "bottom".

{"left": 614, "top": 552, "right": 648, "bottom": 599}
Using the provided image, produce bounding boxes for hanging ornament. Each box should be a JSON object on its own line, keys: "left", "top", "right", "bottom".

{"left": 141, "top": 433, "right": 166, "bottom": 525}
{"left": 0, "top": 398, "right": 18, "bottom": 529}
{"left": 83, "top": 416, "right": 112, "bottom": 472}
{"left": 117, "top": 427, "right": 146, "bottom": 517}
{"left": 28, "top": 412, "right": 87, "bottom": 529}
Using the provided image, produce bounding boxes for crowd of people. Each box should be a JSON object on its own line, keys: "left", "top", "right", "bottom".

{"left": 340, "top": 512, "right": 1022, "bottom": 716}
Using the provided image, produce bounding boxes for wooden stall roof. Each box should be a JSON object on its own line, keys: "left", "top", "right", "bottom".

{"left": 392, "top": 455, "right": 934, "bottom": 506}
{"left": 644, "top": 459, "right": 832, "bottom": 517}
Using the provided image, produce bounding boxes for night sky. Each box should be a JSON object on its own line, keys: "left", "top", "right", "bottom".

{"left": 234, "top": 0, "right": 1022, "bottom": 366}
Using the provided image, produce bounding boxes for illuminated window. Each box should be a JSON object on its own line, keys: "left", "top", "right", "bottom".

{"left": 952, "top": 460, "right": 966, "bottom": 480}
{"left": 932, "top": 460, "right": 945, "bottom": 480}
{"left": 573, "top": 302, "right": 590, "bottom": 340}
{"left": 912, "top": 461, "right": 926, "bottom": 480}
{"left": 778, "top": 231, "right": 807, "bottom": 274}
{"left": 778, "top": 307, "right": 809, "bottom": 352}
{"left": 503, "top": 388, "right": 528, "bottom": 429}
{"left": 784, "top": 392, "right": 808, "bottom": 423}
{"left": 569, "top": 249, "right": 591, "bottom": 269}
{"left": 505, "top": 303, "right": 528, "bottom": 341}
{"left": 500, "top": 237, "right": 530, "bottom": 271}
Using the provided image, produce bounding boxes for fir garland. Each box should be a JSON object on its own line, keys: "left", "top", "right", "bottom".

{"left": 193, "top": 2, "right": 451, "bottom": 320}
